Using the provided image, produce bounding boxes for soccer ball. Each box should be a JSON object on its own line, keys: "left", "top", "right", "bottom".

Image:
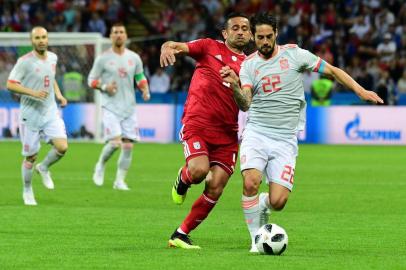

{"left": 255, "top": 223, "right": 288, "bottom": 255}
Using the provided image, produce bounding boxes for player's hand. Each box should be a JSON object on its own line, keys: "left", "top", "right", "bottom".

{"left": 160, "top": 47, "right": 182, "bottom": 67}
{"left": 358, "top": 90, "right": 384, "bottom": 104}
{"left": 142, "top": 91, "right": 151, "bottom": 101}
{"left": 32, "top": 89, "right": 49, "bottom": 100}
{"left": 57, "top": 96, "right": 68, "bottom": 107}
{"left": 220, "top": 66, "right": 239, "bottom": 85}
{"left": 106, "top": 81, "right": 117, "bottom": 96}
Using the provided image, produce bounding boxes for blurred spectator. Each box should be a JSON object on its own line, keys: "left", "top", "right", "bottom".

{"left": 149, "top": 67, "right": 170, "bottom": 93}
{"left": 397, "top": 71, "right": 406, "bottom": 94}
{"left": 87, "top": 12, "right": 106, "bottom": 36}
{"left": 376, "top": 70, "right": 396, "bottom": 105}
{"left": 377, "top": 33, "right": 397, "bottom": 64}
{"left": 311, "top": 74, "right": 334, "bottom": 106}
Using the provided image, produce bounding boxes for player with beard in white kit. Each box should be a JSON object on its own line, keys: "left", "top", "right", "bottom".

{"left": 88, "top": 23, "right": 150, "bottom": 190}
{"left": 220, "top": 12, "right": 383, "bottom": 252}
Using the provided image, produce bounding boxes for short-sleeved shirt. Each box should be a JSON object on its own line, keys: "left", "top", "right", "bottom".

{"left": 184, "top": 38, "right": 246, "bottom": 134}
{"left": 239, "top": 44, "right": 324, "bottom": 139}
{"left": 88, "top": 48, "right": 143, "bottom": 119}
{"left": 8, "top": 51, "right": 59, "bottom": 130}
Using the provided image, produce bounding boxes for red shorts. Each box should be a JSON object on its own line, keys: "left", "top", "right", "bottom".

{"left": 179, "top": 124, "right": 238, "bottom": 175}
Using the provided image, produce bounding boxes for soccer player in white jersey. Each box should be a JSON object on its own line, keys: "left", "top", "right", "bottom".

{"left": 220, "top": 12, "right": 384, "bottom": 252}
{"left": 7, "top": 26, "right": 69, "bottom": 206}
{"left": 88, "top": 23, "right": 150, "bottom": 190}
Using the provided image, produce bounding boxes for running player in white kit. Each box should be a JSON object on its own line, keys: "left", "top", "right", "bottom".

{"left": 88, "top": 23, "right": 150, "bottom": 190}
{"left": 220, "top": 12, "right": 383, "bottom": 252}
{"left": 7, "top": 26, "right": 69, "bottom": 206}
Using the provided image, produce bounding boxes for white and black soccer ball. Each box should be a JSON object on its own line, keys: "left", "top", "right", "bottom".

{"left": 255, "top": 223, "right": 288, "bottom": 255}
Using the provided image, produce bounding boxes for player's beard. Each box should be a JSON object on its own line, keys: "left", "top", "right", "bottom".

{"left": 34, "top": 44, "right": 47, "bottom": 55}
{"left": 258, "top": 41, "right": 276, "bottom": 59}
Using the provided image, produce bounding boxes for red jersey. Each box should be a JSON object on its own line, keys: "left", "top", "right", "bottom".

{"left": 183, "top": 38, "right": 246, "bottom": 132}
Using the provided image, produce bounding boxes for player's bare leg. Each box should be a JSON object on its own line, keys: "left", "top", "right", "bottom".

{"left": 113, "top": 138, "right": 133, "bottom": 191}
{"left": 169, "top": 165, "right": 230, "bottom": 249}
{"left": 172, "top": 155, "right": 209, "bottom": 204}
{"left": 36, "top": 138, "right": 68, "bottom": 189}
{"left": 268, "top": 182, "right": 290, "bottom": 211}
{"left": 241, "top": 168, "right": 263, "bottom": 252}
{"left": 93, "top": 137, "right": 121, "bottom": 186}
{"left": 22, "top": 154, "right": 37, "bottom": 206}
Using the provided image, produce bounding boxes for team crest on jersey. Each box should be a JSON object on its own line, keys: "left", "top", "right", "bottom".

{"left": 231, "top": 55, "right": 237, "bottom": 61}
{"left": 193, "top": 141, "right": 201, "bottom": 150}
{"left": 280, "top": 58, "right": 289, "bottom": 70}
{"left": 128, "top": 59, "right": 134, "bottom": 66}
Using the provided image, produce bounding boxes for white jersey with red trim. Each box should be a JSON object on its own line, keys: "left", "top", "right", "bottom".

{"left": 8, "top": 51, "right": 59, "bottom": 130}
{"left": 239, "top": 44, "right": 324, "bottom": 138}
{"left": 88, "top": 48, "right": 144, "bottom": 119}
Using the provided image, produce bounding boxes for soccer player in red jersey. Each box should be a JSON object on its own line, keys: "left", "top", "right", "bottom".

{"left": 160, "top": 13, "right": 252, "bottom": 249}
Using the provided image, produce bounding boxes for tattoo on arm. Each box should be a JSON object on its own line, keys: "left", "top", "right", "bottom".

{"left": 232, "top": 82, "right": 252, "bottom": 112}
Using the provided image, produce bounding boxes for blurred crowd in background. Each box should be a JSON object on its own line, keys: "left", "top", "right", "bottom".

{"left": 1, "top": 0, "right": 406, "bottom": 105}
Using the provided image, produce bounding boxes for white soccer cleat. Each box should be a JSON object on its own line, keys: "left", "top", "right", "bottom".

{"left": 113, "top": 180, "right": 130, "bottom": 191}
{"left": 35, "top": 163, "right": 54, "bottom": 189}
{"left": 92, "top": 163, "right": 105, "bottom": 186}
{"left": 259, "top": 192, "right": 271, "bottom": 227}
{"left": 23, "top": 188, "right": 37, "bottom": 206}
{"left": 249, "top": 243, "right": 259, "bottom": 253}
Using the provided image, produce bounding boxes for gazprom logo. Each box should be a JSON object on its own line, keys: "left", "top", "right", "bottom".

{"left": 345, "top": 114, "right": 401, "bottom": 141}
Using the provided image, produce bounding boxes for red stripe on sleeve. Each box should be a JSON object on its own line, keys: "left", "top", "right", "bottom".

{"left": 7, "top": 79, "right": 20, "bottom": 84}
{"left": 90, "top": 80, "right": 99, "bottom": 88}
{"left": 137, "top": 79, "right": 148, "bottom": 88}
{"left": 313, "top": 58, "right": 322, "bottom": 72}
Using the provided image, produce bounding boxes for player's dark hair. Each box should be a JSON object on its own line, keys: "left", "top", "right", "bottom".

{"left": 110, "top": 22, "right": 126, "bottom": 32}
{"left": 224, "top": 12, "right": 249, "bottom": 29}
{"left": 250, "top": 12, "right": 278, "bottom": 35}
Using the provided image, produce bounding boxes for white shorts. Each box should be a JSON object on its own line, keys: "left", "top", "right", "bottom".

{"left": 102, "top": 109, "right": 140, "bottom": 142}
{"left": 240, "top": 130, "right": 298, "bottom": 191}
{"left": 20, "top": 116, "right": 67, "bottom": 157}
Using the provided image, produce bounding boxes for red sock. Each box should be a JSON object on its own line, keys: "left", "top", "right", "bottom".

{"left": 180, "top": 193, "right": 217, "bottom": 234}
{"left": 181, "top": 165, "right": 193, "bottom": 185}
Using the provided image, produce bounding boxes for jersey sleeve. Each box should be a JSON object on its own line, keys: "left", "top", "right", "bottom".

{"left": 87, "top": 55, "right": 104, "bottom": 88}
{"left": 8, "top": 58, "right": 26, "bottom": 83}
{"left": 295, "top": 47, "right": 326, "bottom": 73}
{"left": 186, "top": 38, "right": 212, "bottom": 58}
{"left": 239, "top": 60, "right": 253, "bottom": 89}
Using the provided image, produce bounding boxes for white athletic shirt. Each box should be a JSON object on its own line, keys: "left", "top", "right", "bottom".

{"left": 88, "top": 48, "right": 144, "bottom": 119}
{"left": 8, "top": 51, "right": 59, "bottom": 130}
{"left": 240, "top": 44, "right": 325, "bottom": 139}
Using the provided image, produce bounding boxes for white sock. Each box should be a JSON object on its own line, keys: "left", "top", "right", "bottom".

{"left": 22, "top": 160, "right": 34, "bottom": 192}
{"left": 242, "top": 194, "right": 260, "bottom": 243}
{"left": 98, "top": 141, "right": 120, "bottom": 165}
{"left": 115, "top": 143, "right": 133, "bottom": 182}
{"left": 259, "top": 192, "right": 271, "bottom": 210}
{"left": 40, "top": 148, "right": 64, "bottom": 170}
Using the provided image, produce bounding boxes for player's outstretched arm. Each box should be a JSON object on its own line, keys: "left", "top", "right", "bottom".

{"left": 160, "top": 41, "right": 189, "bottom": 67}
{"left": 135, "top": 73, "right": 150, "bottom": 101}
{"left": 220, "top": 66, "right": 253, "bottom": 111}
{"left": 322, "top": 62, "right": 384, "bottom": 104}
{"left": 6, "top": 80, "right": 48, "bottom": 100}
{"left": 53, "top": 81, "right": 67, "bottom": 107}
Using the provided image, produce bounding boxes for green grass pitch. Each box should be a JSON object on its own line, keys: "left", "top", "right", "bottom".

{"left": 0, "top": 141, "right": 405, "bottom": 269}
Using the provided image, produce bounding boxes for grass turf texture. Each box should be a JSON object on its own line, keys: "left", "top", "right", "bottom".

{"left": 0, "top": 141, "right": 405, "bottom": 269}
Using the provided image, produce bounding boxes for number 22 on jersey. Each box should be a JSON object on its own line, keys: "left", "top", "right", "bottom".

{"left": 261, "top": 75, "right": 281, "bottom": 93}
